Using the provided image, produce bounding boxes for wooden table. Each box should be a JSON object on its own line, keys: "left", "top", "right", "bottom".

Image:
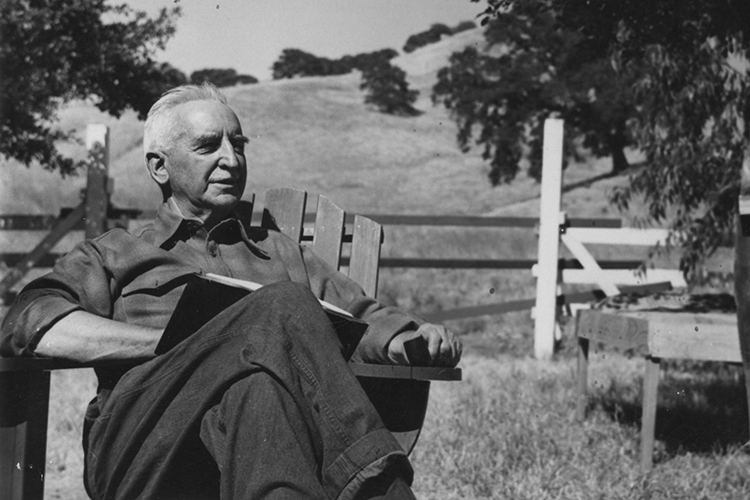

{"left": 575, "top": 309, "right": 741, "bottom": 470}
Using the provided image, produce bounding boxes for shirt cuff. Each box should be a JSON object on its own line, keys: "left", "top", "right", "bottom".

{"left": 1, "top": 295, "right": 83, "bottom": 357}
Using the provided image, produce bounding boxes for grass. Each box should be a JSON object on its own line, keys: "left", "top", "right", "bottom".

{"left": 410, "top": 352, "right": 750, "bottom": 500}
{"left": 43, "top": 342, "right": 750, "bottom": 499}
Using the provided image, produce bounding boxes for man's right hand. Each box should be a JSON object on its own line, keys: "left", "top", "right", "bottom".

{"left": 387, "top": 323, "right": 462, "bottom": 367}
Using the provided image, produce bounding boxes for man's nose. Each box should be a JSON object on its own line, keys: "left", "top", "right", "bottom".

{"left": 218, "top": 138, "right": 240, "bottom": 169}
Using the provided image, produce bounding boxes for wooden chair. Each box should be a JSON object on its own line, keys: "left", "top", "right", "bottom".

{"left": 0, "top": 188, "right": 461, "bottom": 500}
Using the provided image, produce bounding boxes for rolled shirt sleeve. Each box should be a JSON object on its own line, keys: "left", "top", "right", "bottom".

{"left": 1, "top": 240, "right": 115, "bottom": 357}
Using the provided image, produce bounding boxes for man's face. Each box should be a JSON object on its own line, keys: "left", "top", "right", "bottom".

{"left": 163, "top": 100, "right": 248, "bottom": 221}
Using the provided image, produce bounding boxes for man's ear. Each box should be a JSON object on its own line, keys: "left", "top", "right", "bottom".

{"left": 146, "top": 151, "right": 169, "bottom": 189}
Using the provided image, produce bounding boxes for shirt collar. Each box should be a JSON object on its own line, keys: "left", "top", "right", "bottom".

{"left": 152, "top": 198, "right": 197, "bottom": 249}
{"left": 153, "top": 198, "right": 268, "bottom": 258}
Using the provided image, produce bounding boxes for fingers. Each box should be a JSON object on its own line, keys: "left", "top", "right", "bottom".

{"left": 388, "top": 325, "right": 463, "bottom": 367}
{"left": 419, "top": 324, "right": 462, "bottom": 367}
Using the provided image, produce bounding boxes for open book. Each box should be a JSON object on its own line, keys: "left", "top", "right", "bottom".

{"left": 156, "top": 273, "right": 369, "bottom": 359}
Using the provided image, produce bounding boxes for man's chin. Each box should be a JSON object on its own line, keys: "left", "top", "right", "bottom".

{"left": 207, "top": 193, "right": 242, "bottom": 212}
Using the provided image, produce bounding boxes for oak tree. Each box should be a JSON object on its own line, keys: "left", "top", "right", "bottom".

{"left": 0, "top": 0, "right": 183, "bottom": 175}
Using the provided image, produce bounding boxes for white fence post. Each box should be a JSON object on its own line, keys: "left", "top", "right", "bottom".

{"left": 534, "top": 118, "right": 564, "bottom": 359}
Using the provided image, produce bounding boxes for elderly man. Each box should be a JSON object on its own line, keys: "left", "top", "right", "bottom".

{"left": 1, "top": 83, "right": 461, "bottom": 500}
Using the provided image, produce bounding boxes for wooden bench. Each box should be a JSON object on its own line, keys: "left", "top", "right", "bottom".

{"left": 0, "top": 188, "right": 461, "bottom": 500}
{"left": 575, "top": 308, "right": 741, "bottom": 471}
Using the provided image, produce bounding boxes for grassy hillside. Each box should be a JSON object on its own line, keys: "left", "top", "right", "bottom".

{"left": 0, "top": 28, "right": 620, "bottom": 219}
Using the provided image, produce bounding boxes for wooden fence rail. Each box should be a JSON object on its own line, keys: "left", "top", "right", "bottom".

{"left": 0, "top": 206, "right": 663, "bottom": 326}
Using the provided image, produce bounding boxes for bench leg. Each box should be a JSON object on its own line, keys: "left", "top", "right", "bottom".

{"left": 640, "top": 356, "right": 661, "bottom": 472}
{"left": 576, "top": 337, "right": 589, "bottom": 421}
{"left": 0, "top": 370, "right": 50, "bottom": 500}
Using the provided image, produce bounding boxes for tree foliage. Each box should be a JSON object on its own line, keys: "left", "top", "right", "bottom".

{"left": 190, "top": 68, "right": 258, "bottom": 88}
{"left": 360, "top": 63, "right": 420, "bottom": 116}
{"left": 447, "top": 0, "right": 750, "bottom": 275}
{"left": 403, "top": 21, "right": 478, "bottom": 53}
{"left": 272, "top": 47, "right": 418, "bottom": 117}
{"left": 342, "top": 49, "right": 400, "bottom": 73}
{"left": 271, "top": 48, "right": 398, "bottom": 80}
{"left": 451, "top": 20, "right": 478, "bottom": 35}
{"left": 432, "top": 5, "right": 637, "bottom": 185}
{"left": 0, "top": 0, "right": 183, "bottom": 176}
{"left": 403, "top": 23, "right": 453, "bottom": 53}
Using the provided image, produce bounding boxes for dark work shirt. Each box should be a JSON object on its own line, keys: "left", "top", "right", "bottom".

{"left": 0, "top": 200, "right": 423, "bottom": 364}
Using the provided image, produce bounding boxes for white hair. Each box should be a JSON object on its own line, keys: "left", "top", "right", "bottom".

{"left": 142, "top": 83, "right": 228, "bottom": 157}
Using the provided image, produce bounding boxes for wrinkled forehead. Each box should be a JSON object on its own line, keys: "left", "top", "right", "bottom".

{"left": 172, "top": 100, "right": 243, "bottom": 142}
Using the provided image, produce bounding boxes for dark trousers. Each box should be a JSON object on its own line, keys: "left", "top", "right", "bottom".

{"left": 83, "top": 282, "right": 414, "bottom": 499}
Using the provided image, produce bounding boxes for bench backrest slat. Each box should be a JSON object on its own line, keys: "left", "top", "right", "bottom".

{"left": 348, "top": 215, "right": 383, "bottom": 299}
{"left": 261, "top": 188, "right": 307, "bottom": 242}
{"left": 312, "top": 195, "right": 345, "bottom": 270}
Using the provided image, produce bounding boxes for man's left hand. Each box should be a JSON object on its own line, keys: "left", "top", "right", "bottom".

{"left": 387, "top": 324, "right": 462, "bottom": 367}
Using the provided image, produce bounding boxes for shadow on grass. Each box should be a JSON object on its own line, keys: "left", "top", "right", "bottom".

{"left": 592, "top": 362, "right": 749, "bottom": 460}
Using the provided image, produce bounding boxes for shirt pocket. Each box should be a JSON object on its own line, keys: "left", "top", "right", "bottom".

{"left": 120, "top": 267, "right": 199, "bottom": 328}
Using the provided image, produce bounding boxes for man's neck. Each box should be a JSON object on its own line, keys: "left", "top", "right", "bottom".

{"left": 167, "top": 198, "right": 233, "bottom": 232}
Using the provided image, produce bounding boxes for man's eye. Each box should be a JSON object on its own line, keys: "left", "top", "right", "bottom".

{"left": 199, "top": 142, "right": 220, "bottom": 153}
{"left": 231, "top": 138, "right": 249, "bottom": 153}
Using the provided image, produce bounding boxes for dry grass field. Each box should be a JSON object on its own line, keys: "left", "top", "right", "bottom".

{"left": 41, "top": 345, "right": 750, "bottom": 499}
{"left": 3, "top": 27, "right": 748, "bottom": 499}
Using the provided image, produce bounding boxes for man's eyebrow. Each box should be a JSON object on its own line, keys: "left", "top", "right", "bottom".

{"left": 190, "top": 133, "right": 249, "bottom": 146}
{"left": 231, "top": 134, "right": 250, "bottom": 144}
{"left": 190, "top": 132, "right": 222, "bottom": 146}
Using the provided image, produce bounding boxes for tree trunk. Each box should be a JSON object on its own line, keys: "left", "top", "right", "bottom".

{"left": 734, "top": 145, "right": 750, "bottom": 440}
{"left": 608, "top": 129, "right": 630, "bottom": 174}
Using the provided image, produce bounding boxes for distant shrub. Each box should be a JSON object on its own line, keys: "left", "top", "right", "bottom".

{"left": 341, "top": 48, "right": 399, "bottom": 73}
{"left": 403, "top": 23, "right": 452, "bottom": 53}
{"left": 271, "top": 47, "right": 415, "bottom": 115}
{"left": 272, "top": 48, "right": 398, "bottom": 80}
{"left": 360, "top": 62, "right": 420, "bottom": 116}
{"left": 271, "top": 49, "right": 349, "bottom": 79}
{"left": 451, "top": 20, "right": 477, "bottom": 34}
{"left": 190, "top": 68, "right": 258, "bottom": 87}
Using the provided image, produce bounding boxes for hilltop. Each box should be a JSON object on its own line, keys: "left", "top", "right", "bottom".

{"left": 0, "top": 27, "right": 620, "bottom": 220}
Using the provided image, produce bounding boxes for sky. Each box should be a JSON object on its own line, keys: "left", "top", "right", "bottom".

{"left": 126, "top": 0, "right": 485, "bottom": 81}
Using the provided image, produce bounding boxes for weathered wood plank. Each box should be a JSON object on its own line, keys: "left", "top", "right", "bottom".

{"left": 562, "top": 269, "right": 687, "bottom": 288}
{"left": 647, "top": 313, "right": 741, "bottom": 362}
{"left": 348, "top": 363, "right": 462, "bottom": 381}
{"left": 312, "top": 195, "right": 345, "bottom": 270}
{"left": 0, "top": 370, "right": 50, "bottom": 500}
{"left": 261, "top": 188, "right": 307, "bottom": 241}
{"left": 331, "top": 214, "right": 620, "bottom": 228}
{"left": 576, "top": 310, "right": 650, "bottom": 354}
{"left": 640, "top": 356, "right": 661, "bottom": 472}
{"left": 534, "top": 119, "right": 564, "bottom": 360}
{"left": 561, "top": 232, "right": 621, "bottom": 296}
{"left": 565, "top": 227, "right": 670, "bottom": 246}
{"left": 424, "top": 282, "right": 673, "bottom": 323}
{"left": 576, "top": 337, "right": 589, "bottom": 422}
{"left": 0, "top": 203, "right": 86, "bottom": 299}
{"left": 736, "top": 146, "right": 750, "bottom": 438}
{"left": 348, "top": 215, "right": 382, "bottom": 298}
